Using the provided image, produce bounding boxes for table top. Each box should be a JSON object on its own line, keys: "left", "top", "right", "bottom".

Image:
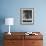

{"left": 4, "top": 32, "right": 43, "bottom": 40}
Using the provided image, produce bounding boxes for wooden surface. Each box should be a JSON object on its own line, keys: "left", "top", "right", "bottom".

{"left": 4, "top": 32, "right": 43, "bottom": 46}
{"left": 24, "top": 40, "right": 43, "bottom": 46}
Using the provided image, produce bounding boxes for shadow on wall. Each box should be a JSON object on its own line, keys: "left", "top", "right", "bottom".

{"left": 0, "top": 16, "right": 5, "bottom": 46}
{"left": 0, "top": 33, "right": 4, "bottom": 46}
{"left": 0, "top": 16, "right": 5, "bottom": 32}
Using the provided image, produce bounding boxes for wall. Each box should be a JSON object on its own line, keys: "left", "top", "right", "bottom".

{"left": 0, "top": 0, "right": 46, "bottom": 46}
{"left": 0, "top": 0, "right": 46, "bottom": 32}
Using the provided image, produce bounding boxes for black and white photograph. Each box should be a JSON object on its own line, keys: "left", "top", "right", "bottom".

{"left": 20, "top": 8, "right": 34, "bottom": 24}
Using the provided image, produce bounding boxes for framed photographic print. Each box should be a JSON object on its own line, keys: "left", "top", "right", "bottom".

{"left": 20, "top": 8, "right": 34, "bottom": 24}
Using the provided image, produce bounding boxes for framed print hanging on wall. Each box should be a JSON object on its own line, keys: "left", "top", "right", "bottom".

{"left": 20, "top": 8, "right": 34, "bottom": 25}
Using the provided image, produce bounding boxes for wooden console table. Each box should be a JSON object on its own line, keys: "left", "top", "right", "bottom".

{"left": 4, "top": 32, "right": 43, "bottom": 46}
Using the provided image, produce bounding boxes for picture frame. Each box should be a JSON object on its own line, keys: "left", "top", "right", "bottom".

{"left": 20, "top": 8, "right": 34, "bottom": 24}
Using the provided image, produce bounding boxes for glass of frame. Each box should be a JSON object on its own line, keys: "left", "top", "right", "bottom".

{"left": 20, "top": 8, "right": 34, "bottom": 24}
